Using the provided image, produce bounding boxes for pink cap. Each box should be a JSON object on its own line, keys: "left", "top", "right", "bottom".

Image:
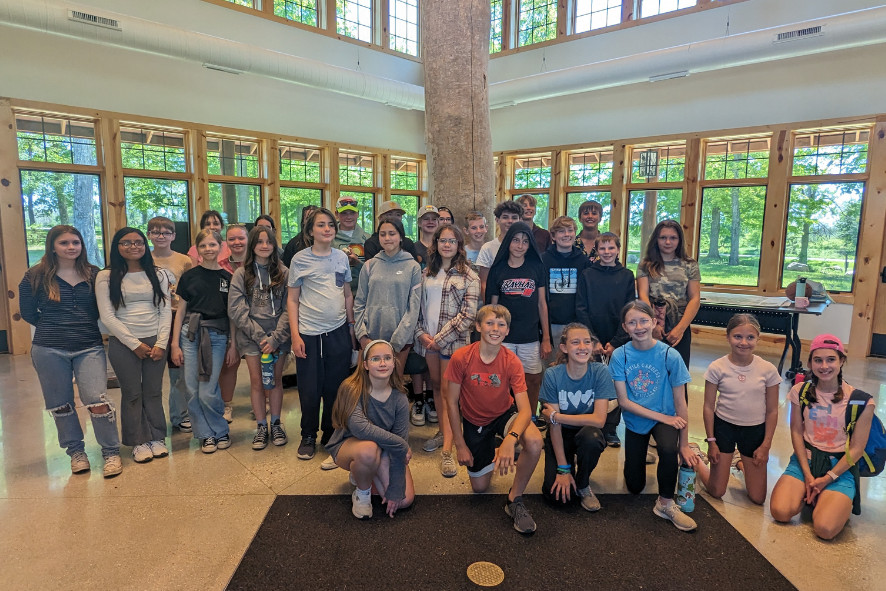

{"left": 809, "top": 334, "right": 845, "bottom": 355}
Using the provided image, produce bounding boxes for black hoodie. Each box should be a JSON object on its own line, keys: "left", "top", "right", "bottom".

{"left": 576, "top": 260, "right": 636, "bottom": 348}
{"left": 542, "top": 243, "right": 590, "bottom": 325}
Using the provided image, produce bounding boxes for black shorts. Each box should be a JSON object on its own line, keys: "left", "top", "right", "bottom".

{"left": 462, "top": 406, "right": 518, "bottom": 477}
{"left": 713, "top": 415, "right": 765, "bottom": 457}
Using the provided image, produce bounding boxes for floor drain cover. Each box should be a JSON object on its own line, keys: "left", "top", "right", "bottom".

{"left": 466, "top": 561, "right": 505, "bottom": 587}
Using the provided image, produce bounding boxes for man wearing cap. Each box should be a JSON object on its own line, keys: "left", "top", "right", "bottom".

{"left": 413, "top": 204, "right": 440, "bottom": 269}
{"left": 363, "top": 200, "right": 418, "bottom": 262}
{"left": 333, "top": 196, "right": 371, "bottom": 292}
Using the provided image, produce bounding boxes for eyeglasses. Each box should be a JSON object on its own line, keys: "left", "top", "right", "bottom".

{"left": 119, "top": 240, "right": 145, "bottom": 248}
{"left": 625, "top": 317, "right": 652, "bottom": 329}
{"left": 367, "top": 354, "right": 394, "bottom": 364}
{"left": 437, "top": 238, "right": 458, "bottom": 245}
{"left": 148, "top": 231, "right": 174, "bottom": 238}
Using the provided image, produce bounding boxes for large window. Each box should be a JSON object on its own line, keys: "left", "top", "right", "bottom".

{"left": 274, "top": 0, "right": 319, "bottom": 26}
{"left": 574, "top": 0, "right": 622, "bottom": 33}
{"left": 279, "top": 143, "right": 323, "bottom": 243}
{"left": 337, "top": 0, "right": 374, "bottom": 42}
{"left": 640, "top": 0, "right": 696, "bottom": 18}
{"left": 518, "top": 0, "right": 558, "bottom": 47}
{"left": 280, "top": 187, "right": 323, "bottom": 243}
{"left": 124, "top": 179, "right": 190, "bottom": 236}
{"left": 490, "top": 0, "right": 504, "bottom": 53}
{"left": 207, "top": 137, "right": 260, "bottom": 178}
{"left": 513, "top": 153, "right": 552, "bottom": 228}
{"left": 389, "top": 0, "right": 419, "bottom": 56}
{"left": 209, "top": 183, "right": 262, "bottom": 224}
{"left": 391, "top": 157, "right": 421, "bottom": 237}
{"left": 631, "top": 143, "right": 685, "bottom": 183}
{"left": 565, "top": 147, "right": 614, "bottom": 233}
{"left": 626, "top": 189, "right": 682, "bottom": 272}
{"left": 566, "top": 192, "right": 612, "bottom": 233}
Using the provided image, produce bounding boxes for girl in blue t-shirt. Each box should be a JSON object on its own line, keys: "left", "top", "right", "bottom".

{"left": 610, "top": 301, "right": 699, "bottom": 532}
{"left": 539, "top": 323, "right": 614, "bottom": 512}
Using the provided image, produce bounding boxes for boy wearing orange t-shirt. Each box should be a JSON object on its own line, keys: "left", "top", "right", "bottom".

{"left": 444, "top": 304, "right": 543, "bottom": 534}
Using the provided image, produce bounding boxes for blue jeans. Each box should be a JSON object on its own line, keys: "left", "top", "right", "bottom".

{"left": 180, "top": 326, "right": 229, "bottom": 440}
{"left": 167, "top": 366, "right": 190, "bottom": 427}
{"left": 30, "top": 344, "right": 121, "bottom": 458}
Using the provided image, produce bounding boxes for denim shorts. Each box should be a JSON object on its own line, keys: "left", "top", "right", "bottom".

{"left": 783, "top": 453, "right": 855, "bottom": 500}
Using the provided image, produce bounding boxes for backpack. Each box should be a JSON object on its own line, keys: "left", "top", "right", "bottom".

{"left": 798, "top": 382, "right": 886, "bottom": 477}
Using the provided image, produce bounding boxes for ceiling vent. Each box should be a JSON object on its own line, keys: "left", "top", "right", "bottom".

{"left": 68, "top": 9, "right": 121, "bottom": 31}
{"left": 774, "top": 25, "right": 823, "bottom": 43}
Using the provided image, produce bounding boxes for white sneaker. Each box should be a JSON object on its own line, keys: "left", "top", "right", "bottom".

{"left": 70, "top": 451, "right": 90, "bottom": 474}
{"left": 352, "top": 489, "right": 372, "bottom": 519}
{"left": 321, "top": 456, "right": 338, "bottom": 471}
{"left": 148, "top": 440, "right": 168, "bottom": 458}
{"left": 423, "top": 431, "right": 444, "bottom": 452}
{"left": 653, "top": 498, "right": 697, "bottom": 532}
{"left": 132, "top": 443, "right": 154, "bottom": 463}
{"left": 440, "top": 450, "right": 457, "bottom": 478}
{"left": 103, "top": 455, "right": 123, "bottom": 478}
{"left": 223, "top": 405, "right": 234, "bottom": 423}
{"left": 410, "top": 400, "right": 426, "bottom": 426}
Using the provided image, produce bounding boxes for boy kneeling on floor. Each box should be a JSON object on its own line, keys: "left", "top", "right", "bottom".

{"left": 444, "top": 304, "right": 543, "bottom": 534}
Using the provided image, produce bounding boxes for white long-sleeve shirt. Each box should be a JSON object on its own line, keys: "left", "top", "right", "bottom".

{"left": 96, "top": 269, "right": 172, "bottom": 350}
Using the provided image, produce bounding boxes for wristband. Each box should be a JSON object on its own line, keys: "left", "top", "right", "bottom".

{"left": 508, "top": 431, "right": 519, "bottom": 440}
{"left": 550, "top": 411, "right": 558, "bottom": 425}
{"left": 827, "top": 470, "right": 838, "bottom": 482}
{"left": 556, "top": 464, "right": 571, "bottom": 475}
{"left": 705, "top": 437, "right": 716, "bottom": 442}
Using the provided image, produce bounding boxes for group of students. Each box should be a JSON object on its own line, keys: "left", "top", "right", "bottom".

{"left": 19, "top": 195, "right": 876, "bottom": 541}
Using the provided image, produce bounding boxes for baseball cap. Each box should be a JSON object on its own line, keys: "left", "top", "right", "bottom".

{"left": 809, "top": 334, "right": 845, "bottom": 355}
{"left": 418, "top": 205, "right": 440, "bottom": 219}
{"left": 336, "top": 196, "right": 359, "bottom": 213}
{"left": 377, "top": 201, "right": 405, "bottom": 218}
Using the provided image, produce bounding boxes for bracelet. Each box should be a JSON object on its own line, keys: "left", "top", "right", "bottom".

{"left": 550, "top": 411, "right": 558, "bottom": 425}
{"left": 508, "top": 431, "right": 520, "bottom": 440}
{"left": 556, "top": 464, "right": 571, "bottom": 475}
{"left": 705, "top": 437, "right": 716, "bottom": 442}
{"left": 827, "top": 470, "right": 838, "bottom": 482}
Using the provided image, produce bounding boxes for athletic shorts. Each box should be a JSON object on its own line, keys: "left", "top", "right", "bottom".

{"left": 462, "top": 406, "right": 518, "bottom": 478}
{"left": 783, "top": 453, "right": 855, "bottom": 501}
{"left": 503, "top": 342, "right": 543, "bottom": 374}
{"left": 713, "top": 415, "right": 765, "bottom": 457}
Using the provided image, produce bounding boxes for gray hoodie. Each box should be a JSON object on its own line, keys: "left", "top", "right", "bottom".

{"left": 228, "top": 263, "right": 291, "bottom": 353}
{"left": 354, "top": 249, "right": 421, "bottom": 352}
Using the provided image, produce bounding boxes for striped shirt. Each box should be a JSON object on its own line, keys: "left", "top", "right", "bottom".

{"left": 18, "top": 268, "right": 103, "bottom": 351}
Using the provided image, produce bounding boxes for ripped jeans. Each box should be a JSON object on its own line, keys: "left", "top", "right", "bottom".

{"left": 30, "top": 344, "right": 121, "bottom": 458}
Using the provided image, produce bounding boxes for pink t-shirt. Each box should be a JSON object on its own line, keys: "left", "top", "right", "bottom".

{"left": 703, "top": 355, "right": 781, "bottom": 426}
{"left": 789, "top": 382, "right": 869, "bottom": 453}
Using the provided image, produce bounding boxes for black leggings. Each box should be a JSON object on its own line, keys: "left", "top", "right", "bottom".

{"left": 543, "top": 426, "right": 606, "bottom": 503}
{"left": 294, "top": 323, "right": 351, "bottom": 442}
{"left": 624, "top": 423, "right": 680, "bottom": 499}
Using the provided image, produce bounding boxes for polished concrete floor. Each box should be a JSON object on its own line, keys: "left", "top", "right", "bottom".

{"left": 1, "top": 343, "right": 884, "bottom": 590}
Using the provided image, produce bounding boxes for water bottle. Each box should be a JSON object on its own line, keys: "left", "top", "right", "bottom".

{"left": 260, "top": 352, "right": 278, "bottom": 389}
{"left": 795, "top": 276, "right": 809, "bottom": 309}
{"left": 676, "top": 463, "right": 696, "bottom": 513}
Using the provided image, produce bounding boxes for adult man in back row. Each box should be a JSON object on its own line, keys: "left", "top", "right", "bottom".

{"left": 332, "top": 196, "right": 371, "bottom": 293}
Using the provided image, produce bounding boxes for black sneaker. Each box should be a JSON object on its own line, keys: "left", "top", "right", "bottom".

{"left": 411, "top": 400, "right": 426, "bottom": 426}
{"left": 217, "top": 434, "right": 231, "bottom": 450}
{"left": 252, "top": 424, "right": 269, "bottom": 450}
{"left": 297, "top": 437, "right": 316, "bottom": 460}
{"left": 504, "top": 496, "right": 537, "bottom": 535}
{"left": 201, "top": 437, "right": 218, "bottom": 454}
{"left": 271, "top": 421, "right": 288, "bottom": 447}
{"left": 425, "top": 396, "right": 438, "bottom": 423}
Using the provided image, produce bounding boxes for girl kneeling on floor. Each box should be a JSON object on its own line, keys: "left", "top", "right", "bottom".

{"left": 769, "top": 334, "right": 875, "bottom": 540}
{"left": 325, "top": 340, "right": 414, "bottom": 520}
{"left": 697, "top": 313, "right": 780, "bottom": 504}
{"left": 228, "top": 226, "right": 291, "bottom": 451}
{"left": 609, "top": 300, "right": 699, "bottom": 532}
{"left": 539, "top": 323, "right": 615, "bottom": 512}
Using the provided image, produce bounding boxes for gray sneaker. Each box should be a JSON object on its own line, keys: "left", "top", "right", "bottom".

{"left": 440, "top": 450, "right": 457, "bottom": 478}
{"left": 102, "top": 454, "right": 123, "bottom": 478}
{"left": 653, "top": 498, "right": 697, "bottom": 532}
{"left": 504, "top": 496, "right": 537, "bottom": 534}
{"left": 352, "top": 489, "right": 372, "bottom": 520}
{"left": 70, "top": 451, "right": 90, "bottom": 474}
{"left": 423, "top": 431, "right": 444, "bottom": 452}
{"left": 578, "top": 486, "right": 601, "bottom": 512}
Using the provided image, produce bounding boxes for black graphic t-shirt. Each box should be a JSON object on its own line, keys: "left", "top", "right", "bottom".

{"left": 487, "top": 258, "right": 546, "bottom": 344}
{"left": 177, "top": 265, "right": 233, "bottom": 320}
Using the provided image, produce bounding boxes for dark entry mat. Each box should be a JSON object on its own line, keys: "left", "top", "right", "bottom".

{"left": 228, "top": 494, "right": 794, "bottom": 590}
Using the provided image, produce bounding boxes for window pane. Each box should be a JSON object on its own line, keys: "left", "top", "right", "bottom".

{"left": 626, "top": 189, "right": 682, "bottom": 274}
{"left": 222, "top": 0, "right": 257, "bottom": 7}
{"left": 274, "top": 0, "right": 318, "bottom": 26}
{"left": 782, "top": 182, "right": 863, "bottom": 293}
{"left": 337, "top": 0, "right": 373, "bottom": 42}
{"left": 120, "top": 127, "right": 186, "bottom": 173}
{"left": 490, "top": 0, "right": 503, "bottom": 53}
{"left": 568, "top": 149, "right": 614, "bottom": 186}
{"left": 514, "top": 154, "right": 551, "bottom": 189}
{"left": 340, "top": 151, "right": 374, "bottom": 187}
{"left": 391, "top": 158, "right": 419, "bottom": 190}
{"left": 342, "top": 190, "right": 376, "bottom": 233}
{"left": 394, "top": 194, "right": 419, "bottom": 239}
{"left": 20, "top": 170, "right": 104, "bottom": 267}
{"left": 16, "top": 114, "right": 97, "bottom": 166}
{"left": 208, "top": 183, "right": 262, "bottom": 225}
{"left": 124, "top": 178, "right": 189, "bottom": 237}
{"left": 574, "top": 0, "right": 622, "bottom": 33}
{"left": 512, "top": 193, "right": 550, "bottom": 229}
{"left": 792, "top": 129, "right": 869, "bottom": 176}
{"left": 389, "top": 0, "right": 419, "bottom": 56}
{"left": 280, "top": 187, "right": 323, "bottom": 244}
{"left": 704, "top": 137, "right": 769, "bottom": 180}
{"left": 698, "top": 186, "right": 766, "bottom": 287}
{"left": 640, "top": 0, "right": 696, "bottom": 18}
{"left": 280, "top": 144, "right": 321, "bottom": 183}
{"left": 207, "top": 137, "right": 260, "bottom": 178}
{"left": 518, "top": 0, "right": 558, "bottom": 47}
{"left": 631, "top": 144, "right": 685, "bottom": 183}
{"left": 566, "top": 192, "right": 612, "bottom": 233}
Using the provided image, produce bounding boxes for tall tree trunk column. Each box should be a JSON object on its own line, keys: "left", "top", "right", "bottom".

{"left": 422, "top": 1, "right": 495, "bottom": 227}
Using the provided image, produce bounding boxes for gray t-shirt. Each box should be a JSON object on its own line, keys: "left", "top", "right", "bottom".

{"left": 288, "top": 247, "right": 351, "bottom": 335}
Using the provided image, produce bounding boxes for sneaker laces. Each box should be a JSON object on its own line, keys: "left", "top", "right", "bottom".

{"left": 204, "top": 437, "right": 217, "bottom": 447}
{"left": 509, "top": 498, "right": 531, "bottom": 522}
